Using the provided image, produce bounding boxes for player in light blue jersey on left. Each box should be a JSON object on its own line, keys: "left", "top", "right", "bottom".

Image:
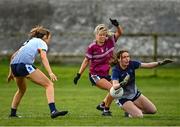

{"left": 7, "top": 25, "right": 68, "bottom": 118}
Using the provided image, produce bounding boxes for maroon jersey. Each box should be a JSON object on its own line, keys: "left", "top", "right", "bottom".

{"left": 86, "top": 35, "right": 116, "bottom": 76}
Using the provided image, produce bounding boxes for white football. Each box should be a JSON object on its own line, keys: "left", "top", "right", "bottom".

{"left": 110, "top": 86, "right": 124, "bottom": 98}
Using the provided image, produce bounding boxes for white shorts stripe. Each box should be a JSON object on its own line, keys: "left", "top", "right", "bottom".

{"left": 91, "top": 75, "right": 101, "bottom": 83}
{"left": 25, "top": 64, "right": 36, "bottom": 74}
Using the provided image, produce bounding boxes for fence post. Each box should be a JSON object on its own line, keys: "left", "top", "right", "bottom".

{"left": 153, "top": 34, "right": 158, "bottom": 76}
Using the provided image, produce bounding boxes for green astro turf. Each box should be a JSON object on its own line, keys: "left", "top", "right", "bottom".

{"left": 0, "top": 63, "right": 180, "bottom": 126}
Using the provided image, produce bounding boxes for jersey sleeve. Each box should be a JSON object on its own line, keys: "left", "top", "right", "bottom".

{"left": 37, "top": 40, "right": 48, "bottom": 52}
{"left": 111, "top": 66, "right": 120, "bottom": 81}
{"left": 132, "top": 60, "right": 141, "bottom": 69}
{"left": 85, "top": 45, "right": 93, "bottom": 60}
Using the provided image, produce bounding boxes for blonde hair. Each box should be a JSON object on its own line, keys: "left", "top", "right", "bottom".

{"left": 29, "top": 25, "right": 50, "bottom": 39}
{"left": 94, "top": 24, "right": 113, "bottom": 36}
{"left": 94, "top": 24, "right": 108, "bottom": 35}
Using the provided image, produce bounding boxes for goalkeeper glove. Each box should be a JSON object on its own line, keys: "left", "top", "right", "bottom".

{"left": 109, "top": 18, "right": 119, "bottom": 27}
{"left": 158, "top": 59, "right": 174, "bottom": 66}
{"left": 73, "top": 73, "right": 81, "bottom": 85}
{"left": 120, "top": 73, "right": 130, "bottom": 87}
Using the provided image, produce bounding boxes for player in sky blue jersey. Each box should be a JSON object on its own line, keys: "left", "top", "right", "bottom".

{"left": 111, "top": 50, "right": 173, "bottom": 118}
{"left": 7, "top": 25, "right": 68, "bottom": 118}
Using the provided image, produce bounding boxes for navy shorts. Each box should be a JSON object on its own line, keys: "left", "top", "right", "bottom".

{"left": 89, "top": 73, "right": 111, "bottom": 86}
{"left": 116, "top": 90, "right": 142, "bottom": 107}
{"left": 11, "top": 63, "right": 36, "bottom": 77}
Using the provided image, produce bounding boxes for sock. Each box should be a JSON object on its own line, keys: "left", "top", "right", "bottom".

{"left": 48, "top": 103, "right": 57, "bottom": 113}
{"left": 10, "top": 108, "right": 17, "bottom": 116}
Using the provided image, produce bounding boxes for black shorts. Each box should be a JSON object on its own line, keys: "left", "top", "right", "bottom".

{"left": 89, "top": 73, "right": 111, "bottom": 86}
{"left": 116, "top": 90, "right": 142, "bottom": 106}
{"left": 11, "top": 63, "right": 36, "bottom": 77}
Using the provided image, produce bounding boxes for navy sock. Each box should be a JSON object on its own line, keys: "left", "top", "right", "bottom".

{"left": 48, "top": 103, "right": 57, "bottom": 113}
{"left": 10, "top": 108, "right": 17, "bottom": 116}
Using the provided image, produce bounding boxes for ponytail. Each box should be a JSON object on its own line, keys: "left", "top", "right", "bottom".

{"left": 29, "top": 25, "right": 50, "bottom": 39}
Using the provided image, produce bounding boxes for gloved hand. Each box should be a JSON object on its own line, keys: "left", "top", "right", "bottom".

{"left": 120, "top": 73, "right": 130, "bottom": 87}
{"left": 73, "top": 73, "right": 81, "bottom": 85}
{"left": 158, "top": 59, "right": 174, "bottom": 66}
{"left": 109, "top": 18, "right": 119, "bottom": 27}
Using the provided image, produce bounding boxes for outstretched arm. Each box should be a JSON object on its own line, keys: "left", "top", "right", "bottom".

{"left": 73, "top": 57, "right": 89, "bottom": 85}
{"left": 141, "top": 62, "right": 159, "bottom": 68}
{"left": 141, "top": 59, "right": 174, "bottom": 68}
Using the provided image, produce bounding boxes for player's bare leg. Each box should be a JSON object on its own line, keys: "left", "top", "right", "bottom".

{"left": 134, "top": 94, "right": 157, "bottom": 114}
{"left": 27, "top": 69, "right": 68, "bottom": 118}
{"left": 96, "top": 79, "right": 113, "bottom": 116}
{"left": 122, "top": 101, "right": 143, "bottom": 118}
{"left": 9, "top": 77, "right": 26, "bottom": 117}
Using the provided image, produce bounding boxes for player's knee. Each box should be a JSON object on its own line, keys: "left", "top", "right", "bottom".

{"left": 146, "top": 106, "right": 157, "bottom": 114}
{"left": 18, "top": 87, "right": 26, "bottom": 95}
{"left": 44, "top": 81, "right": 54, "bottom": 89}
{"left": 149, "top": 107, "right": 157, "bottom": 114}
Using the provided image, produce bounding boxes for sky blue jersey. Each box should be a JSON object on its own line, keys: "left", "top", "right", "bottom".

{"left": 11, "top": 38, "right": 48, "bottom": 64}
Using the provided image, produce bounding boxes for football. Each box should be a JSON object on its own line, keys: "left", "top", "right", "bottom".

{"left": 110, "top": 86, "right": 124, "bottom": 98}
